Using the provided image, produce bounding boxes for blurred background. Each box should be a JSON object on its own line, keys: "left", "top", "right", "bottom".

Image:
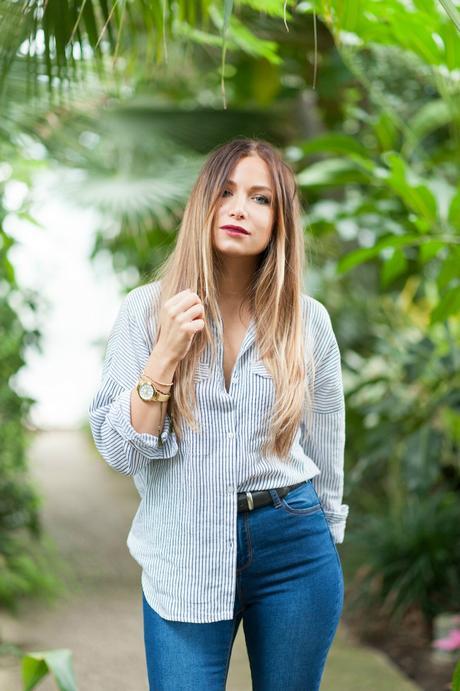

{"left": 0, "top": 1, "right": 459, "bottom": 690}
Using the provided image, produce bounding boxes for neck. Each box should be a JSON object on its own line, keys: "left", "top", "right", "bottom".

{"left": 217, "top": 255, "right": 257, "bottom": 302}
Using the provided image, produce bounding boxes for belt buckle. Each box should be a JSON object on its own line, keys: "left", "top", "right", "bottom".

{"left": 245, "top": 491, "right": 254, "bottom": 511}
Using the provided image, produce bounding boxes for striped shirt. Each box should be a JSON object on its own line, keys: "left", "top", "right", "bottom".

{"left": 88, "top": 280, "right": 349, "bottom": 623}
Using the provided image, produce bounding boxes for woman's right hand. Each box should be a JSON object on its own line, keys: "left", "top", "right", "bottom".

{"left": 155, "top": 289, "right": 206, "bottom": 363}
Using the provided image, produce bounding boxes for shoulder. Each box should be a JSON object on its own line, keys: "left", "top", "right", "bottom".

{"left": 301, "top": 293, "right": 337, "bottom": 362}
{"left": 301, "top": 293, "right": 334, "bottom": 333}
{"left": 124, "top": 281, "right": 160, "bottom": 314}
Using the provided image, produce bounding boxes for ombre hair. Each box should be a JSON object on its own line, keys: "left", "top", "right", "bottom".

{"left": 147, "top": 137, "right": 316, "bottom": 459}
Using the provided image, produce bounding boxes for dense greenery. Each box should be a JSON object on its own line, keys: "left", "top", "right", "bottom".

{"left": 0, "top": 181, "right": 63, "bottom": 609}
{"left": 0, "top": 0, "right": 458, "bottom": 656}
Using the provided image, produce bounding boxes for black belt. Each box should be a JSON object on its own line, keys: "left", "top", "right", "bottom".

{"left": 237, "top": 481, "right": 307, "bottom": 513}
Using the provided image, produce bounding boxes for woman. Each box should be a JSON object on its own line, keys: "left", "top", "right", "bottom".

{"left": 89, "top": 137, "right": 349, "bottom": 690}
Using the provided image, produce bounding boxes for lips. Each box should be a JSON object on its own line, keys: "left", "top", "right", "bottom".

{"left": 220, "top": 225, "right": 250, "bottom": 235}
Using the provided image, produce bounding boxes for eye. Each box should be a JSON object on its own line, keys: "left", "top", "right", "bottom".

{"left": 254, "top": 195, "right": 271, "bottom": 205}
{"left": 222, "top": 189, "right": 271, "bottom": 205}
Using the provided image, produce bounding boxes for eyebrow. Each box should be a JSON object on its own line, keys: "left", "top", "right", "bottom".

{"left": 225, "top": 178, "right": 272, "bottom": 194}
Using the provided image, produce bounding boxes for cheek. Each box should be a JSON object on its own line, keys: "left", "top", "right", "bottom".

{"left": 258, "top": 207, "right": 274, "bottom": 230}
{"left": 214, "top": 203, "right": 226, "bottom": 221}
{"left": 216, "top": 203, "right": 227, "bottom": 222}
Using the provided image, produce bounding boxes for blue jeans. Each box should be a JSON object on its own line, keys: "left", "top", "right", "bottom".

{"left": 142, "top": 480, "right": 344, "bottom": 690}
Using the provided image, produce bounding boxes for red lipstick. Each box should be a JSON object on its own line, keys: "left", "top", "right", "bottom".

{"left": 220, "top": 225, "right": 250, "bottom": 235}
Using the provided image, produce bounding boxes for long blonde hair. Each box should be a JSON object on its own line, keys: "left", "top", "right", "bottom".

{"left": 147, "top": 137, "right": 315, "bottom": 459}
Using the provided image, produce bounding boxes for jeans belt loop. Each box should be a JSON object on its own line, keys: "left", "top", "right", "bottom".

{"left": 246, "top": 491, "right": 254, "bottom": 510}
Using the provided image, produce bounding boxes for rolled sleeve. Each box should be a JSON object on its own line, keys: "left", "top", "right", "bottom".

{"left": 88, "top": 291, "right": 178, "bottom": 476}
{"left": 301, "top": 305, "right": 349, "bottom": 543}
{"left": 108, "top": 387, "right": 177, "bottom": 458}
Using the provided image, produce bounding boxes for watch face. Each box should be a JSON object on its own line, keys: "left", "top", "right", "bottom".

{"left": 139, "top": 382, "right": 155, "bottom": 400}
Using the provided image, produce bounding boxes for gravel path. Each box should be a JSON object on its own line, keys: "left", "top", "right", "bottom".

{"left": 0, "top": 430, "right": 419, "bottom": 690}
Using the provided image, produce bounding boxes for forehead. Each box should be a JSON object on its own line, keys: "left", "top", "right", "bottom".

{"left": 226, "top": 155, "right": 273, "bottom": 191}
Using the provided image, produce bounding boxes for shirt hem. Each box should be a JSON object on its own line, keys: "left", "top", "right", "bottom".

{"left": 141, "top": 572, "right": 235, "bottom": 623}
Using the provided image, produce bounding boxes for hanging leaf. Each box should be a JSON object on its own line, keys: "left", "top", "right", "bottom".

{"left": 381, "top": 247, "right": 408, "bottom": 287}
{"left": 436, "top": 248, "right": 460, "bottom": 291}
{"left": 438, "top": 0, "right": 460, "bottom": 33}
{"left": 430, "top": 285, "right": 460, "bottom": 324}
{"left": 298, "top": 132, "right": 369, "bottom": 157}
{"left": 382, "top": 152, "right": 438, "bottom": 226}
{"left": 297, "top": 157, "right": 371, "bottom": 187}
{"left": 373, "top": 110, "right": 399, "bottom": 152}
{"left": 419, "top": 240, "right": 444, "bottom": 264}
{"left": 337, "top": 234, "right": 422, "bottom": 273}
{"left": 403, "top": 100, "right": 453, "bottom": 156}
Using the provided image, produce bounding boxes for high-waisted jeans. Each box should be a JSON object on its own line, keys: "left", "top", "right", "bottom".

{"left": 142, "top": 479, "right": 344, "bottom": 690}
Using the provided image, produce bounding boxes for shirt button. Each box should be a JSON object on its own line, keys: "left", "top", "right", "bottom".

{"left": 227, "top": 484, "right": 235, "bottom": 493}
{"left": 227, "top": 432, "right": 234, "bottom": 439}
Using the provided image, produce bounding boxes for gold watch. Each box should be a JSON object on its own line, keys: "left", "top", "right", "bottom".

{"left": 136, "top": 375, "right": 171, "bottom": 403}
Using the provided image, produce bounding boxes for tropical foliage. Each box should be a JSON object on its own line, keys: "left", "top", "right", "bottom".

{"left": 0, "top": 7, "right": 459, "bottom": 687}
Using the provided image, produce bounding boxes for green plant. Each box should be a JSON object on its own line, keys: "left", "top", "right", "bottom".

{"left": 345, "top": 490, "right": 460, "bottom": 640}
{"left": 21, "top": 648, "right": 77, "bottom": 691}
{"left": 340, "top": 290, "right": 460, "bottom": 507}
{"left": 0, "top": 168, "right": 68, "bottom": 609}
{"left": 0, "top": 284, "right": 62, "bottom": 609}
{"left": 452, "top": 656, "right": 460, "bottom": 691}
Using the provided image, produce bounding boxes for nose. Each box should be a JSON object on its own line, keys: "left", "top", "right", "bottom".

{"left": 229, "top": 201, "right": 247, "bottom": 219}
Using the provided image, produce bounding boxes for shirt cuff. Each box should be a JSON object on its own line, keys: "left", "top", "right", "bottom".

{"left": 107, "top": 388, "right": 178, "bottom": 459}
{"left": 323, "top": 504, "right": 349, "bottom": 544}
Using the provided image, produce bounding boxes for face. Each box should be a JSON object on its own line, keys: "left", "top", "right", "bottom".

{"left": 212, "top": 155, "right": 275, "bottom": 258}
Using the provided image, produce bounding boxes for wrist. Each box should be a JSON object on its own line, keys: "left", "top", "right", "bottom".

{"left": 144, "top": 345, "right": 179, "bottom": 382}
